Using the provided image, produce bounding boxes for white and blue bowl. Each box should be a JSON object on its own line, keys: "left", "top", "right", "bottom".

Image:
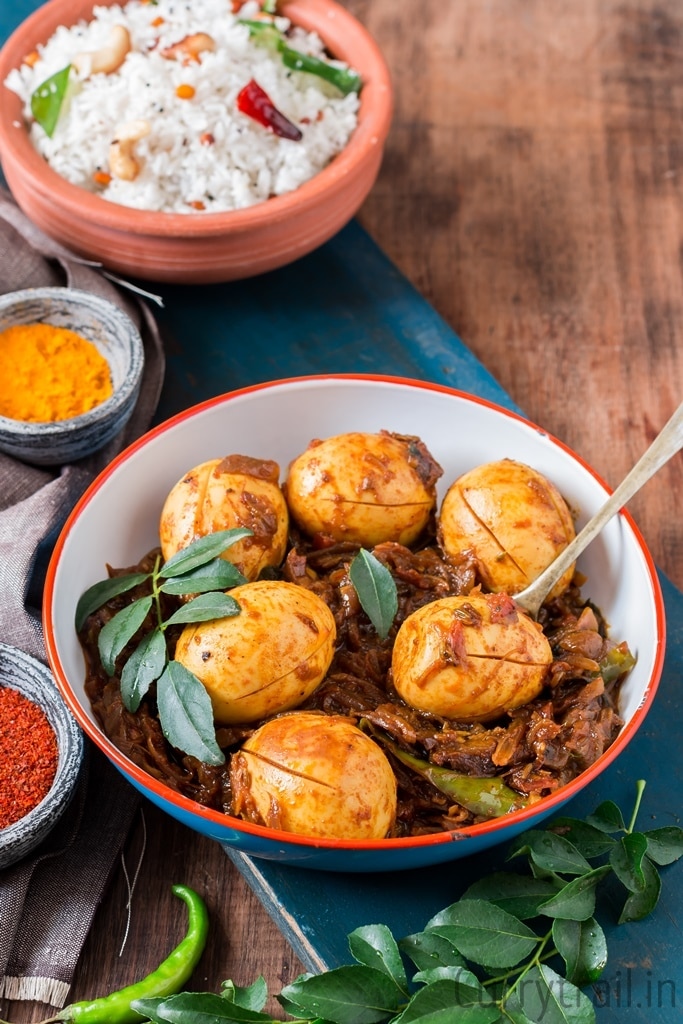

{"left": 0, "top": 286, "right": 144, "bottom": 466}
{"left": 43, "top": 375, "right": 665, "bottom": 872}
{"left": 0, "top": 642, "right": 84, "bottom": 870}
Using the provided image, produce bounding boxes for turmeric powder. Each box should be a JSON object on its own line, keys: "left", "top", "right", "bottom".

{"left": 0, "top": 322, "right": 113, "bottom": 422}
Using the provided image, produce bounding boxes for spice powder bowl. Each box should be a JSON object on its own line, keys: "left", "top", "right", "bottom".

{"left": 0, "top": 642, "right": 84, "bottom": 871}
{"left": 0, "top": 286, "right": 144, "bottom": 467}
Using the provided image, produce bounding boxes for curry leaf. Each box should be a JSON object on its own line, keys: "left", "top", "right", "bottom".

{"left": 391, "top": 973, "right": 500, "bottom": 1023}
{"left": 349, "top": 549, "right": 398, "bottom": 639}
{"left": 30, "top": 64, "right": 71, "bottom": 137}
{"left": 503, "top": 965, "right": 594, "bottom": 1023}
{"left": 348, "top": 925, "right": 408, "bottom": 991}
{"left": 462, "top": 872, "right": 561, "bottom": 920}
{"left": 585, "top": 800, "right": 626, "bottom": 834}
{"left": 642, "top": 826, "right": 683, "bottom": 865}
{"left": 98, "top": 596, "right": 152, "bottom": 676}
{"left": 164, "top": 592, "right": 241, "bottom": 626}
{"left": 507, "top": 831, "right": 592, "bottom": 877}
{"left": 127, "top": 998, "right": 172, "bottom": 1024}
{"left": 399, "top": 930, "right": 467, "bottom": 972}
{"left": 159, "top": 528, "right": 253, "bottom": 578}
{"left": 75, "top": 571, "right": 150, "bottom": 631}
{"left": 537, "top": 865, "right": 612, "bottom": 921}
{"left": 547, "top": 818, "right": 617, "bottom": 860}
{"left": 410, "top": 964, "right": 487, "bottom": 989}
{"left": 495, "top": 994, "right": 536, "bottom": 1024}
{"left": 276, "top": 978, "right": 314, "bottom": 1021}
{"left": 220, "top": 977, "right": 268, "bottom": 1011}
{"left": 552, "top": 917, "right": 607, "bottom": 987}
{"left": 279, "top": 965, "right": 404, "bottom": 1023}
{"left": 609, "top": 832, "right": 649, "bottom": 892}
{"left": 618, "top": 855, "right": 662, "bottom": 922}
{"left": 160, "top": 558, "right": 247, "bottom": 595}
{"left": 426, "top": 900, "right": 540, "bottom": 968}
{"left": 120, "top": 626, "right": 167, "bottom": 712}
{"left": 156, "top": 661, "right": 225, "bottom": 766}
{"left": 135, "top": 991, "right": 271, "bottom": 1022}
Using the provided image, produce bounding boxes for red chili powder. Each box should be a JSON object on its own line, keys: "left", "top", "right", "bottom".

{"left": 0, "top": 686, "right": 59, "bottom": 829}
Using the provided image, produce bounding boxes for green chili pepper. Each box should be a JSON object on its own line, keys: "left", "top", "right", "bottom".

{"left": 237, "top": 18, "right": 282, "bottom": 51}
{"left": 239, "top": 17, "right": 362, "bottom": 95}
{"left": 279, "top": 44, "right": 362, "bottom": 96}
{"left": 599, "top": 643, "right": 637, "bottom": 684}
{"left": 366, "top": 725, "right": 529, "bottom": 818}
{"left": 48, "top": 884, "right": 208, "bottom": 1024}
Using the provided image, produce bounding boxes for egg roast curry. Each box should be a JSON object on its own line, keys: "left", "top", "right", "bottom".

{"left": 78, "top": 431, "right": 634, "bottom": 841}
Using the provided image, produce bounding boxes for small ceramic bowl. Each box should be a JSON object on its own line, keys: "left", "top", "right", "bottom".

{"left": 43, "top": 375, "right": 665, "bottom": 872}
{"left": 0, "top": 642, "right": 84, "bottom": 870}
{"left": 0, "top": 0, "right": 393, "bottom": 284}
{"left": 0, "top": 286, "right": 144, "bottom": 466}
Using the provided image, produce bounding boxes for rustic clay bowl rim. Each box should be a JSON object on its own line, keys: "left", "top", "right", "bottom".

{"left": 0, "top": 0, "right": 393, "bottom": 238}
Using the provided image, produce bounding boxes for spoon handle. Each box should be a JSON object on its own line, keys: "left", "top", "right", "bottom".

{"left": 514, "top": 399, "right": 683, "bottom": 618}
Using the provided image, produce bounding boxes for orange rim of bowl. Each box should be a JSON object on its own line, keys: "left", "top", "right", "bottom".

{"left": 0, "top": 0, "right": 393, "bottom": 238}
{"left": 43, "top": 374, "right": 667, "bottom": 852}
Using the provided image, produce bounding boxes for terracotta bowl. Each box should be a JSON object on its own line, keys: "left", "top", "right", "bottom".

{"left": 43, "top": 375, "right": 665, "bottom": 872}
{"left": 0, "top": 0, "right": 392, "bottom": 284}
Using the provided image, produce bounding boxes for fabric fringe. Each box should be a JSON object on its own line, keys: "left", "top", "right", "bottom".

{"left": 0, "top": 974, "right": 70, "bottom": 1006}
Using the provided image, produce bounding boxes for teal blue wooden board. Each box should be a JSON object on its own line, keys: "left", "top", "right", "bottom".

{"left": 147, "top": 225, "right": 682, "bottom": 1024}
{"left": 151, "top": 220, "right": 516, "bottom": 423}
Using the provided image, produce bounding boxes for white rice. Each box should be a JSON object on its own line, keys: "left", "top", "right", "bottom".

{"left": 5, "top": 0, "right": 360, "bottom": 212}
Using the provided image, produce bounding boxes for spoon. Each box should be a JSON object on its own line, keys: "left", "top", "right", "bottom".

{"left": 514, "top": 399, "right": 683, "bottom": 619}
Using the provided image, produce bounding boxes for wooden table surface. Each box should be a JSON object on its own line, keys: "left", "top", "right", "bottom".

{"left": 5, "top": 0, "right": 683, "bottom": 1020}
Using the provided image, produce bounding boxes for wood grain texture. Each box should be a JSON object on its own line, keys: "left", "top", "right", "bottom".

{"left": 354, "top": 0, "right": 683, "bottom": 588}
{"left": 4, "top": 1, "right": 682, "bottom": 1020}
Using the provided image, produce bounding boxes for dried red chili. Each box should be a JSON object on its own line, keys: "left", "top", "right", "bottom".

{"left": 0, "top": 686, "right": 58, "bottom": 829}
{"left": 236, "top": 78, "right": 303, "bottom": 141}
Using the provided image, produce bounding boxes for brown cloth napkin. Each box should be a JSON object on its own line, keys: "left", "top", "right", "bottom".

{"left": 0, "top": 188, "right": 166, "bottom": 1008}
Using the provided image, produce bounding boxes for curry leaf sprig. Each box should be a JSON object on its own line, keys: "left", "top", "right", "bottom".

{"left": 113, "top": 783, "right": 681, "bottom": 1024}
{"left": 75, "top": 528, "right": 252, "bottom": 764}
{"left": 76, "top": 531, "right": 398, "bottom": 763}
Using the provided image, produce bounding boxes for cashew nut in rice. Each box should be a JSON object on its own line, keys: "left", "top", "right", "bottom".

{"left": 73, "top": 24, "right": 132, "bottom": 77}
{"left": 160, "top": 32, "right": 216, "bottom": 64}
{"left": 109, "top": 119, "right": 151, "bottom": 181}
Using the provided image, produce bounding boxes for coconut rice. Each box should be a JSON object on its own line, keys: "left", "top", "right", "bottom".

{"left": 5, "top": 0, "right": 361, "bottom": 213}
